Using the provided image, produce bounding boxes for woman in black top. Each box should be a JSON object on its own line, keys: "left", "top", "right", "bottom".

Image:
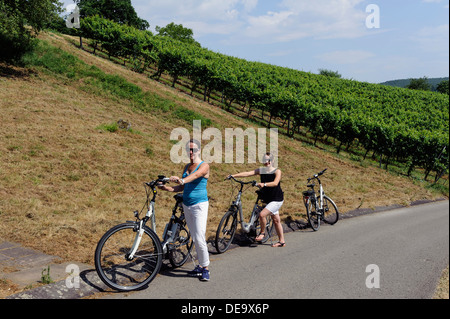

{"left": 227, "top": 153, "right": 286, "bottom": 247}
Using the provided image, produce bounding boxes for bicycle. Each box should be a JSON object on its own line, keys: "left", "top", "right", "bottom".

{"left": 94, "top": 176, "right": 193, "bottom": 292}
{"left": 302, "top": 169, "right": 339, "bottom": 231}
{"left": 215, "top": 176, "right": 274, "bottom": 254}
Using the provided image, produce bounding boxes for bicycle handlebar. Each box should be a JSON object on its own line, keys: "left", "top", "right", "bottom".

{"left": 146, "top": 176, "right": 171, "bottom": 188}
{"left": 226, "top": 175, "right": 257, "bottom": 187}
{"left": 307, "top": 169, "right": 328, "bottom": 182}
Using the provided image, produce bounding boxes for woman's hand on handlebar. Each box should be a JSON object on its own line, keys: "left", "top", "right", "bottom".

{"left": 157, "top": 184, "right": 169, "bottom": 191}
{"left": 169, "top": 176, "right": 182, "bottom": 184}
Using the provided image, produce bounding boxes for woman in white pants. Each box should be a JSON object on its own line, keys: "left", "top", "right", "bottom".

{"left": 158, "top": 139, "right": 211, "bottom": 281}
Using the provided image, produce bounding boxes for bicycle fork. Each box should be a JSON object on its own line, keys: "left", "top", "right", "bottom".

{"left": 316, "top": 185, "right": 326, "bottom": 218}
{"left": 127, "top": 220, "right": 145, "bottom": 260}
{"left": 126, "top": 202, "right": 155, "bottom": 260}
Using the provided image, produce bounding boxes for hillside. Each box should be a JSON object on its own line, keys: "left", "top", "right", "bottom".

{"left": 380, "top": 77, "right": 449, "bottom": 91}
{"left": 0, "top": 32, "right": 447, "bottom": 265}
{"left": 76, "top": 15, "right": 448, "bottom": 181}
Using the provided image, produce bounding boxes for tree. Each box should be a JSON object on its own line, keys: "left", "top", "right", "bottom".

{"left": 156, "top": 22, "right": 200, "bottom": 46}
{"left": 407, "top": 77, "right": 431, "bottom": 91}
{"left": 0, "top": 0, "right": 63, "bottom": 63}
{"left": 76, "top": 0, "right": 149, "bottom": 30}
{"left": 436, "top": 80, "right": 449, "bottom": 95}
{"left": 319, "top": 69, "right": 342, "bottom": 79}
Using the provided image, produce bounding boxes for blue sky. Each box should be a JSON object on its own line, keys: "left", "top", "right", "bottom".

{"left": 62, "top": 0, "right": 449, "bottom": 83}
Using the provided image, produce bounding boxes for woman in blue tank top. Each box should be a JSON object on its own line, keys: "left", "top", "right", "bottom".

{"left": 158, "top": 139, "right": 211, "bottom": 281}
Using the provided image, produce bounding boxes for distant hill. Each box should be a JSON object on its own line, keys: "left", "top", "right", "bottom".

{"left": 380, "top": 77, "right": 449, "bottom": 91}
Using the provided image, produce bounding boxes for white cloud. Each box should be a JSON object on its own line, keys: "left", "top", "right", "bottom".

{"left": 242, "top": 0, "right": 258, "bottom": 12}
{"left": 245, "top": 11, "right": 295, "bottom": 39}
{"left": 134, "top": 0, "right": 369, "bottom": 42}
{"left": 241, "top": 0, "right": 369, "bottom": 43}
{"left": 135, "top": 0, "right": 249, "bottom": 35}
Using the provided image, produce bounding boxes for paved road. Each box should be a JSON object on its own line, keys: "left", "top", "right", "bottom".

{"left": 106, "top": 201, "right": 449, "bottom": 300}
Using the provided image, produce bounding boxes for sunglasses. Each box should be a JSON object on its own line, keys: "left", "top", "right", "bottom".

{"left": 187, "top": 148, "right": 199, "bottom": 153}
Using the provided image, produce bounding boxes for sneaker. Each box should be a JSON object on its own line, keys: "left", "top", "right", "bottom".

{"left": 200, "top": 268, "right": 210, "bottom": 282}
{"left": 188, "top": 265, "right": 203, "bottom": 277}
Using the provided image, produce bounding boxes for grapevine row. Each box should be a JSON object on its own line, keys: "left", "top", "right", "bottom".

{"left": 78, "top": 16, "right": 449, "bottom": 178}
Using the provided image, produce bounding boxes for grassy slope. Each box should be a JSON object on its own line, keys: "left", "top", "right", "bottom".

{"left": 0, "top": 32, "right": 447, "bottom": 264}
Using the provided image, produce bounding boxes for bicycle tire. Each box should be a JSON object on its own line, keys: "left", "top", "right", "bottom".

{"left": 168, "top": 223, "right": 193, "bottom": 268}
{"left": 322, "top": 195, "right": 339, "bottom": 225}
{"left": 95, "top": 223, "right": 163, "bottom": 292}
{"left": 215, "top": 210, "right": 238, "bottom": 254}
{"left": 306, "top": 199, "right": 320, "bottom": 231}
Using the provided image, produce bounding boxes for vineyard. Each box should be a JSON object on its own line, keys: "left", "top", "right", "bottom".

{"left": 77, "top": 15, "right": 448, "bottom": 179}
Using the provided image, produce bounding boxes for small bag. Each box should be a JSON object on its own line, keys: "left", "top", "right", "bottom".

{"left": 303, "top": 190, "right": 315, "bottom": 197}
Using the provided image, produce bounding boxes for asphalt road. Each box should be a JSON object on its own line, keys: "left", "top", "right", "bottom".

{"left": 105, "top": 200, "right": 449, "bottom": 300}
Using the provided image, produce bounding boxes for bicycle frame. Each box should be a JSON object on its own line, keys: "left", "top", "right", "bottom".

{"left": 160, "top": 195, "right": 187, "bottom": 254}
{"left": 316, "top": 178, "right": 325, "bottom": 213}
{"left": 304, "top": 169, "right": 327, "bottom": 216}
{"left": 95, "top": 176, "right": 194, "bottom": 291}
{"left": 128, "top": 177, "right": 171, "bottom": 259}
{"left": 302, "top": 168, "right": 339, "bottom": 232}
{"left": 228, "top": 177, "right": 262, "bottom": 233}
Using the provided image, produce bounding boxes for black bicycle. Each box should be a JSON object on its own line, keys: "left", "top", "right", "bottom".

{"left": 215, "top": 176, "right": 274, "bottom": 254}
{"left": 94, "top": 176, "right": 193, "bottom": 291}
{"left": 302, "top": 169, "right": 339, "bottom": 231}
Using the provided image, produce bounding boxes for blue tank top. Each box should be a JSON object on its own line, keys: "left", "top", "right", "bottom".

{"left": 182, "top": 162, "right": 209, "bottom": 206}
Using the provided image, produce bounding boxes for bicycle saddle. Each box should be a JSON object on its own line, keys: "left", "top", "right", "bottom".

{"left": 174, "top": 193, "right": 184, "bottom": 203}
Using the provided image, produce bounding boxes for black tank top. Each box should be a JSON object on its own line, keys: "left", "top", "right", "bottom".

{"left": 260, "top": 169, "right": 284, "bottom": 203}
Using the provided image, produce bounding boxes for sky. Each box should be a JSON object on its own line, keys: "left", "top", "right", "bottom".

{"left": 61, "top": 0, "right": 449, "bottom": 84}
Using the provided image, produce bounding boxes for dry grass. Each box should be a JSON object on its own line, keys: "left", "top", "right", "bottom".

{"left": 433, "top": 266, "right": 449, "bottom": 299}
{"left": 0, "top": 32, "right": 446, "bottom": 266}
{"left": 0, "top": 278, "right": 20, "bottom": 299}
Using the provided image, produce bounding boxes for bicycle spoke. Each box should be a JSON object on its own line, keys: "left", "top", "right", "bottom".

{"left": 168, "top": 225, "right": 193, "bottom": 268}
{"left": 215, "top": 211, "right": 237, "bottom": 253}
{"left": 322, "top": 196, "right": 339, "bottom": 225}
{"left": 95, "top": 224, "right": 163, "bottom": 291}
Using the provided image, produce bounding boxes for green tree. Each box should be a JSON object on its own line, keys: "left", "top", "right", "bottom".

{"left": 407, "top": 77, "right": 431, "bottom": 91}
{"left": 76, "top": 0, "right": 149, "bottom": 30}
{"left": 436, "top": 80, "right": 449, "bottom": 95}
{"left": 156, "top": 22, "right": 200, "bottom": 46}
{"left": 319, "top": 69, "right": 342, "bottom": 78}
{"left": 0, "top": 0, "right": 63, "bottom": 63}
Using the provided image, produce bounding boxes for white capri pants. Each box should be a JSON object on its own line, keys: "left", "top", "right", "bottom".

{"left": 265, "top": 201, "right": 284, "bottom": 215}
{"left": 182, "top": 201, "right": 210, "bottom": 268}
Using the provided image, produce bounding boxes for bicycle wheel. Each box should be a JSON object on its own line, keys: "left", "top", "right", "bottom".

{"left": 215, "top": 210, "right": 238, "bottom": 254}
{"left": 322, "top": 195, "right": 339, "bottom": 225}
{"left": 253, "top": 215, "right": 274, "bottom": 243}
{"left": 95, "top": 223, "right": 163, "bottom": 292}
{"left": 306, "top": 199, "right": 320, "bottom": 231}
{"left": 168, "top": 223, "right": 193, "bottom": 268}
